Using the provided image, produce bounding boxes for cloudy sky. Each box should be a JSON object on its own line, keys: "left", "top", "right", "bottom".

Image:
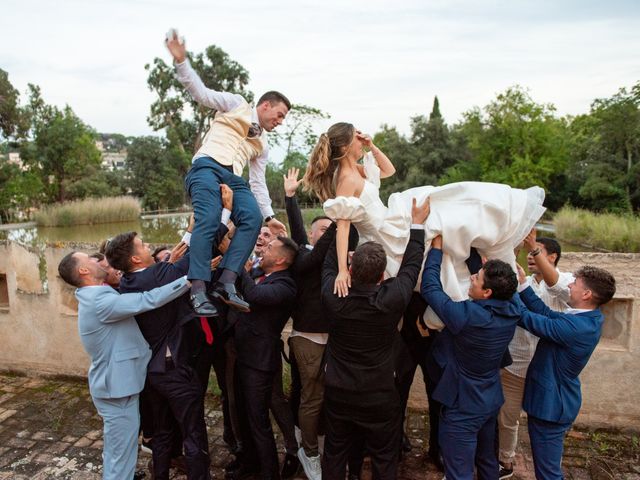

{"left": 2, "top": 0, "right": 639, "bottom": 150}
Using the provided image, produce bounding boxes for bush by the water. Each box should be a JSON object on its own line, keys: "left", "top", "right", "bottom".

{"left": 35, "top": 196, "right": 141, "bottom": 227}
{"left": 554, "top": 207, "right": 640, "bottom": 252}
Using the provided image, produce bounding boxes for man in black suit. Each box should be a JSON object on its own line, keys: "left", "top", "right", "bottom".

{"left": 107, "top": 231, "right": 212, "bottom": 480}
{"left": 320, "top": 198, "right": 429, "bottom": 480}
{"left": 232, "top": 236, "right": 298, "bottom": 480}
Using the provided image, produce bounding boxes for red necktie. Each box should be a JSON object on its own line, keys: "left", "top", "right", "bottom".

{"left": 256, "top": 274, "right": 267, "bottom": 284}
{"left": 199, "top": 317, "right": 214, "bottom": 345}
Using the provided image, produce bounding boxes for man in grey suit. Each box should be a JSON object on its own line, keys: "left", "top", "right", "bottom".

{"left": 58, "top": 251, "right": 190, "bottom": 480}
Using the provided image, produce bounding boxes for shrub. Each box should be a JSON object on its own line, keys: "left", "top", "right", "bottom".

{"left": 554, "top": 206, "right": 640, "bottom": 252}
{"left": 34, "top": 196, "right": 141, "bottom": 227}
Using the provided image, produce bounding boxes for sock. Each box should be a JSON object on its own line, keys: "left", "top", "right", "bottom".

{"left": 219, "top": 269, "right": 238, "bottom": 284}
{"left": 191, "top": 279, "right": 206, "bottom": 294}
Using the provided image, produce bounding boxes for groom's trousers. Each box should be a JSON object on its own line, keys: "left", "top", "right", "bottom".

{"left": 184, "top": 156, "right": 262, "bottom": 281}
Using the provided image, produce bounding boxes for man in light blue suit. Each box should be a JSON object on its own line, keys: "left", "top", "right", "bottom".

{"left": 516, "top": 265, "right": 616, "bottom": 480}
{"left": 58, "top": 251, "right": 190, "bottom": 480}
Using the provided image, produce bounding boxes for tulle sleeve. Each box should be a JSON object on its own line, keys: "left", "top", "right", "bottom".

{"left": 362, "top": 151, "right": 381, "bottom": 188}
{"left": 323, "top": 196, "right": 367, "bottom": 223}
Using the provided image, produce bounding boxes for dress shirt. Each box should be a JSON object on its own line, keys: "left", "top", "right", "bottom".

{"left": 175, "top": 59, "right": 274, "bottom": 218}
{"left": 507, "top": 270, "right": 574, "bottom": 377}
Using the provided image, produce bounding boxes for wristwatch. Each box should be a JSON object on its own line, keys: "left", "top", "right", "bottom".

{"left": 264, "top": 216, "right": 274, "bottom": 224}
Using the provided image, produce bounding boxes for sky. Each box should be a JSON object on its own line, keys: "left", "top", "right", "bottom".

{"left": 2, "top": 0, "right": 640, "bottom": 157}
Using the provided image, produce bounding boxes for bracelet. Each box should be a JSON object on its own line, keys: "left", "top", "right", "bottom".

{"left": 530, "top": 247, "right": 542, "bottom": 257}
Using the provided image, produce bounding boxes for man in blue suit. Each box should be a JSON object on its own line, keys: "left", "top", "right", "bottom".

{"left": 57, "top": 251, "right": 190, "bottom": 480}
{"left": 421, "top": 235, "right": 520, "bottom": 480}
{"left": 516, "top": 265, "right": 616, "bottom": 479}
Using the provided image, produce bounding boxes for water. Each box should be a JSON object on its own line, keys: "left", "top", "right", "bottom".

{"left": 0, "top": 216, "right": 593, "bottom": 255}
{"left": 0, "top": 213, "right": 192, "bottom": 247}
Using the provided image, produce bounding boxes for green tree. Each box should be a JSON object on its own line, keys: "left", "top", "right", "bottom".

{"left": 145, "top": 46, "right": 253, "bottom": 154}
{"left": 0, "top": 157, "right": 44, "bottom": 222}
{"left": 270, "top": 104, "right": 330, "bottom": 156}
{"left": 442, "top": 86, "right": 569, "bottom": 206}
{"left": 125, "top": 136, "right": 188, "bottom": 210}
{"left": 20, "top": 105, "right": 101, "bottom": 203}
{"left": 0, "top": 69, "right": 29, "bottom": 140}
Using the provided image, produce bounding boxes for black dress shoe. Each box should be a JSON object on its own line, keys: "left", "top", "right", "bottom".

{"left": 190, "top": 291, "right": 219, "bottom": 317}
{"left": 280, "top": 453, "right": 301, "bottom": 479}
{"left": 211, "top": 282, "right": 250, "bottom": 312}
{"left": 133, "top": 470, "right": 146, "bottom": 480}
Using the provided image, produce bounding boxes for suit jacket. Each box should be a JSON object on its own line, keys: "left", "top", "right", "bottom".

{"left": 285, "top": 196, "right": 359, "bottom": 334}
{"left": 234, "top": 269, "right": 297, "bottom": 372}
{"left": 118, "top": 254, "right": 199, "bottom": 373}
{"left": 517, "top": 286, "right": 603, "bottom": 424}
{"left": 321, "top": 228, "right": 424, "bottom": 394}
{"left": 75, "top": 277, "right": 189, "bottom": 399}
{"left": 421, "top": 248, "right": 519, "bottom": 414}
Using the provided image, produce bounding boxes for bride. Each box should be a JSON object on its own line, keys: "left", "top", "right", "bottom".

{"left": 303, "top": 122, "right": 545, "bottom": 325}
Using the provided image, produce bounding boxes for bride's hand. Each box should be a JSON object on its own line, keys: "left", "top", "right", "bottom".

{"left": 355, "top": 130, "right": 373, "bottom": 148}
{"left": 334, "top": 270, "right": 351, "bottom": 298}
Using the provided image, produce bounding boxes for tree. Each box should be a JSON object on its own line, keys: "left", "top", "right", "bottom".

{"left": 270, "top": 104, "right": 330, "bottom": 156}
{"left": 0, "top": 157, "right": 44, "bottom": 222}
{"left": 0, "top": 69, "right": 29, "bottom": 140}
{"left": 145, "top": 46, "right": 253, "bottom": 154}
{"left": 125, "top": 136, "right": 188, "bottom": 210}
{"left": 21, "top": 106, "right": 102, "bottom": 203}
{"left": 441, "top": 86, "right": 570, "bottom": 205}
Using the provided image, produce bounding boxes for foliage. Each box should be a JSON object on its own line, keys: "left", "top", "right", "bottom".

{"left": 0, "top": 69, "right": 29, "bottom": 140}
{"left": 125, "top": 136, "right": 189, "bottom": 210}
{"left": 554, "top": 206, "right": 640, "bottom": 252}
{"left": 441, "top": 87, "right": 570, "bottom": 197}
{"left": 0, "top": 157, "right": 44, "bottom": 223}
{"left": 34, "top": 196, "right": 141, "bottom": 227}
{"left": 270, "top": 104, "right": 330, "bottom": 156}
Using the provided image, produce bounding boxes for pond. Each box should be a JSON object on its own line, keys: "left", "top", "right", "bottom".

{"left": 0, "top": 214, "right": 592, "bottom": 257}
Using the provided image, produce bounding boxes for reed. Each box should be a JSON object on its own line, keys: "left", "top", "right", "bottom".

{"left": 35, "top": 196, "right": 141, "bottom": 227}
{"left": 554, "top": 206, "right": 640, "bottom": 252}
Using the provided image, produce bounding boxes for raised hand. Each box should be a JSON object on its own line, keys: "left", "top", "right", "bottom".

{"left": 283, "top": 168, "right": 301, "bottom": 197}
{"left": 524, "top": 228, "right": 538, "bottom": 252}
{"left": 355, "top": 130, "right": 373, "bottom": 148}
{"left": 165, "top": 28, "right": 187, "bottom": 63}
{"left": 411, "top": 197, "right": 430, "bottom": 225}
{"left": 169, "top": 241, "right": 188, "bottom": 263}
{"left": 221, "top": 184, "right": 233, "bottom": 211}
{"left": 266, "top": 217, "right": 287, "bottom": 237}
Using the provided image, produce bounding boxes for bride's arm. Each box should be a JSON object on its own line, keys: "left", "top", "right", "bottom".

{"left": 333, "top": 175, "right": 360, "bottom": 297}
{"left": 334, "top": 219, "right": 351, "bottom": 297}
{"left": 370, "top": 144, "right": 396, "bottom": 178}
{"left": 357, "top": 132, "right": 396, "bottom": 178}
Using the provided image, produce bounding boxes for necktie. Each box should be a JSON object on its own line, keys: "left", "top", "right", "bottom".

{"left": 199, "top": 317, "right": 214, "bottom": 345}
{"left": 255, "top": 274, "right": 267, "bottom": 284}
{"left": 248, "top": 122, "right": 262, "bottom": 138}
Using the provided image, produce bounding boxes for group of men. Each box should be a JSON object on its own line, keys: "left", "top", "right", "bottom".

{"left": 56, "top": 28, "right": 618, "bottom": 480}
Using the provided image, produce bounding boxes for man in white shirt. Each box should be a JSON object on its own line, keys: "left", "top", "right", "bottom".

{"left": 498, "top": 229, "right": 574, "bottom": 479}
{"left": 165, "top": 29, "right": 289, "bottom": 317}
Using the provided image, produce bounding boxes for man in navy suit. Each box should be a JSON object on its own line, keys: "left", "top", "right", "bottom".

{"left": 107, "top": 231, "right": 216, "bottom": 480}
{"left": 232, "top": 236, "right": 298, "bottom": 480}
{"left": 421, "top": 235, "right": 520, "bottom": 480}
{"left": 516, "top": 265, "right": 615, "bottom": 479}
{"left": 57, "top": 251, "right": 190, "bottom": 480}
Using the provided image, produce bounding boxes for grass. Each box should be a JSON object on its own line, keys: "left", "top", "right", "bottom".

{"left": 34, "top": 196, "right": 141, "bottom": 227}
{"left": 554, "top": 206, "right": 640, "bottom": 253}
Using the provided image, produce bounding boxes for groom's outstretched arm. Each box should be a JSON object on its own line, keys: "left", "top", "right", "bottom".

{"left": 167, "top": 29, "right": 245, "bottom": 112}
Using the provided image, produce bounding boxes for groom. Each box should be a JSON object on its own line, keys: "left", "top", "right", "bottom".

{"left": 165, "top": 29, "right": 289, "bottom": 316}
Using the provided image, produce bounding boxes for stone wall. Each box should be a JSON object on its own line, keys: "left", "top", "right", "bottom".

{"left": 0, "top": 241, "right": 638, "bottom": 429}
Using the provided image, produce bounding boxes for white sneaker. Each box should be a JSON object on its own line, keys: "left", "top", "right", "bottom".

{"left": 297, "top": 447, "right": 322, "bottom": 480}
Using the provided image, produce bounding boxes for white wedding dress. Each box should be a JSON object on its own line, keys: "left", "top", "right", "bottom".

{"left": 323, "top": 152, "right": 546, "bottom": 329}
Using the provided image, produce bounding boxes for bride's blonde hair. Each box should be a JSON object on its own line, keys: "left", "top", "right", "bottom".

{"left": 303, "top": 122, "right": 355, "bottom": 202}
